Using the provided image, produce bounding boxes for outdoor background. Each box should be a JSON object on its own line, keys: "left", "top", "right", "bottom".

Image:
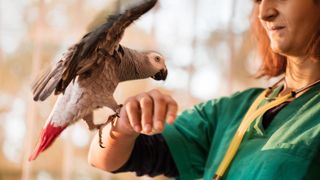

{"left": 0, "top": 0, "right": 274, "bottom": 179}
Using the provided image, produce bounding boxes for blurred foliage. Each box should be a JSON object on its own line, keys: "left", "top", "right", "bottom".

{"left": 87, "top": 0, "right": 141, "bottom": 32}
{"left": 0, "top": 0, "right": 261, "bottom": 179}
{"left": 0, "top": 107, "right": 8, "bottom": 114}
{"left": 86, "top": 1, "right": 117, "bottom": 32}
{"left": 206, "top": 29, "right": 259, "bottom": 83}
{"left": 0, "top": 42, "right": 59, "bottom": 94}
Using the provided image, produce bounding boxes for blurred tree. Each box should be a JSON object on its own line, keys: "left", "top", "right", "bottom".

{"left": 0, "top": 0, "right": 261, "bottom": 179}
{"left": 0, "top": 0, "right": 2, "bottom": 65}
{"left": 0, "top": 107, "right": 8, "bottom": 114}
{"left": 227, "top": 0, "right": 237, "bottom": 92}
{"left": 86, "top": 3, "right": 116, "bottom": 32}
{"left": 206, "top": 30, "right": 257, "bottom": 90}
{"left": 22, "top": 0, "right": 45, "bottom": 179}
{"left": 86, "top": 0, "right": 133, "bottom": 32}
{"left": 187, "top": 0, "right": 199, "bottom": 99}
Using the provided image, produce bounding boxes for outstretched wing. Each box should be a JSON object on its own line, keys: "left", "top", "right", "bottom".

{"left": 32, "top": 47, "right": 73, "bottom": 101}
{"left": 80, "top": 0, "right": 158, "bottom": 57}
{"left": 32, "top": 0, "right": 158, "bottom": 101}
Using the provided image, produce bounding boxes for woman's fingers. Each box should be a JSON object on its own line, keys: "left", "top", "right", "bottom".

{"left": 165, "top": 95, "right": 178, "bottom": 124}
{"left": 137, "top": 93, "right": 154, "bottom": 133}
{"left": 119, "top": 89, "right": 178, "bottom": 135}
{"left": 125, "top": 99, "right": 142, "bottom": 132}
{"left": 149, "top": 90, "right": 167, "bottom": 132}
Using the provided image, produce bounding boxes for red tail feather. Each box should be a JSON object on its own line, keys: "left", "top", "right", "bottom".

{"left": 29, "top": 122, "right": 67, "bottom": 161}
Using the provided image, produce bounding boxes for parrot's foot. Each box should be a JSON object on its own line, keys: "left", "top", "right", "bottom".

{"left": 98, "top": 124, "right": 107, "bottom": 148}
{"left": 98, "top": 104, "right": 123, "bottom": 148}
{"left": 97, "top": 116, "right": 115, "bottom": 148}
{"left": 115, "top": 104, "right": 123, "bottom": 115}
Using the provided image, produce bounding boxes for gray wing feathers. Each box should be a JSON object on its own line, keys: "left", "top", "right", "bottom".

{"left": 32, "top": 60, "right": 64, "bottom": 101}
{"left": 32, "top": 46, "right": 76, "bottom": 101}
{"left": 102, "top": 0, "right": 158, "bottom": 55}
{"left": 81, "top": 0, "right": 158, "bottom": 57}
{"left": 32, "top": 0, "right": 157, "bottom": 101}
{"left": 54, "top": 0, "right": 157, "bottom": 95}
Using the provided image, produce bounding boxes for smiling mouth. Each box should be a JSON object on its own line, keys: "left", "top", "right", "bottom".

{"left": 272, "top": 26, "right": 285, "bottom": 30}
{"left": 267, "top": 26, "right": 286, "bottom": 37}
{"left": 269, "top": 25, "right": 285, "bottom": 32}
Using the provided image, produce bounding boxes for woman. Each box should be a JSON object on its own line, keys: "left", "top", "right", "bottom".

{"left": 88, "top": 0, "right": 320, "bottom": 179}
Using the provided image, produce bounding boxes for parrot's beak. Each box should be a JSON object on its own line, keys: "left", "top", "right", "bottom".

{"left": 152, "top": 69, "right": 168, "bottom": 81}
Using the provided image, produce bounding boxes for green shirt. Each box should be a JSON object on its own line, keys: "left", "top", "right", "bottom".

{"left": 163, "top": 84, "right": 320, "bottom": 180}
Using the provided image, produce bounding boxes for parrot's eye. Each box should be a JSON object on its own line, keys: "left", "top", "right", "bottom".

{"left": 155, "top": 56, "right": 161, "bottom": 62}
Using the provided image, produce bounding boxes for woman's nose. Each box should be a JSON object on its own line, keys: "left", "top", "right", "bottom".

{"left": 258, "top": 1, "right": 278, "bottom": 22}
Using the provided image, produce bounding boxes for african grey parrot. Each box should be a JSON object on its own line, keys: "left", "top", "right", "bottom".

{"left": 29, "top": 0, "right": 166, "bottom": 161}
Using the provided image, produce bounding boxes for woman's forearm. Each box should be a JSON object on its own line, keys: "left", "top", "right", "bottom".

{"left": 88, "top": 123, "right": 138, "bottom": 172}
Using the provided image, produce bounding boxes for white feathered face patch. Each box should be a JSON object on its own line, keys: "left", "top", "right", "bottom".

{"left": 147, "top": 52, "right": 168, "bottom": 80}
{"left": 148, "top": 52, "right": 165, "bottom": 68}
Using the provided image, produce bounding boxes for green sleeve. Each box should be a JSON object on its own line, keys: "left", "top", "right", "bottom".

{"left": 162, "top": 88, "right": 263, "bottom": 179}
{"left": 163, "top": 100, "right": 219, "bottom": 179}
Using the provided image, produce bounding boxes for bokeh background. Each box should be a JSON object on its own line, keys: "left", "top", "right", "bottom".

{"left": 0, "top": 0, "right": 273, "bottom": 179}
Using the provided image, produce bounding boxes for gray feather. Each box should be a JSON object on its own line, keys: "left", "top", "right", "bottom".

{"left": 32, "top": 60, "right": 64, "bottom": 101}
{"left": 32, "top": 0, "right": 158, "bottom": 101}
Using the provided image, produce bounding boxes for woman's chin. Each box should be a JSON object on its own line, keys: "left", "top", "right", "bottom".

{"left": 271, "top": 45, "right": 284, "bottom": 54}
{"left": 270, "top": 42, "right": 290, "bottom": 56}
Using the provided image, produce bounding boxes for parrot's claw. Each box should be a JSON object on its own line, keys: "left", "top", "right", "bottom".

{"left": 98, "top": 105, "right": 123, "bottom": 148}
{"left": 97, "top": 115, "right": 116, "bottom": 148}
{"left": 115, "top": 104, "right": 123, "bottom": 116}
{"left": 98, "top": 126, "right": 106, "bottom": 148}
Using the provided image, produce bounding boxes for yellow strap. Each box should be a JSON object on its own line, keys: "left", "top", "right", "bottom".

{"left": 214, "top": 89, "right": 293, "bottom": 179}
{"left": 242, "top": 88, "right": 270, "bottom": 120}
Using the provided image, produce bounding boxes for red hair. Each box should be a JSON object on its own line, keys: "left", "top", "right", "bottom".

{"left": 250, "top": 4, "right": 320, "bottom": 78}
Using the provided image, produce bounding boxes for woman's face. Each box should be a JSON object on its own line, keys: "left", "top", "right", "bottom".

{"left": 257, "top": 0, "right": 320, "bottom": 57}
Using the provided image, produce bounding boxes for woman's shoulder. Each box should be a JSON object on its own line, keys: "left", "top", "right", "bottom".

{"left": 228, "top": 87, "right": 265, "bottom": 102}
{"left": 197, "top": 87, "right": 265, "bottom": 110}
{"left": 176, "top": 87, "right": 265, "bottom": 124}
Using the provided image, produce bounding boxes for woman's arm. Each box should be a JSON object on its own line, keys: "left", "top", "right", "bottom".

{"left": 88, "top": 89, "right": 178, "bottom": 172}
{"left": 88, "top": 122, "right": 138, "bottom": 171}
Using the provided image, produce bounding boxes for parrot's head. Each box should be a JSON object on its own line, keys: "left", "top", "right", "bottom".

{"left": 146, "top": 51, "right": 168, "bottom": 81}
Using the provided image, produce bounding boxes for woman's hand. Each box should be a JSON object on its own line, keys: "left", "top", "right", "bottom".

{"left": 113, "top": 89, "right": 178, "bottom": 137}
{"left": 88, "top": 89, "right": 178, "bottom": 171}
